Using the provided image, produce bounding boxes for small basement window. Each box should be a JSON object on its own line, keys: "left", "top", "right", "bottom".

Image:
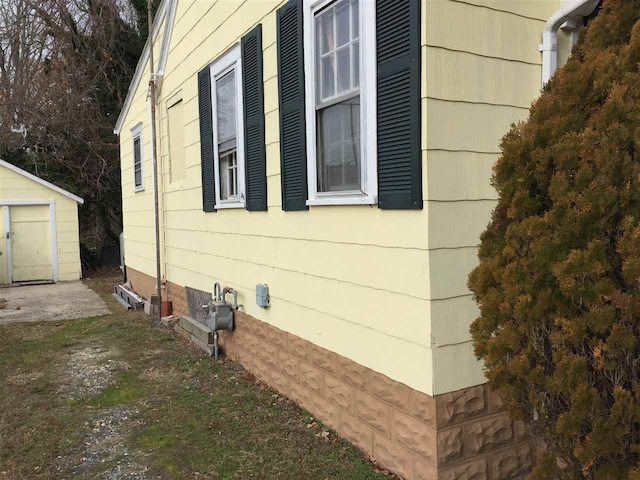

{"left": 131, "top": 123, "right": 144, "bottom": 192}
{"left": 210, "top": 45, "right": 246, "bottom": 209}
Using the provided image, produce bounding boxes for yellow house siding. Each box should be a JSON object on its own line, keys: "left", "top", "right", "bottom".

{"left": 425, "top": 0, "right": 564, "bottom": 394}
{"left": 119, "top": 0, "right": 435, "bottom": 395}
{"left": 425, "top": 0, "right": 546, "bottom": 65}
{"left": 55, "top": 199, "right": 81, "bottom": 281}
{"left": 120, "top": 50, "right": 158, "bottom": 278}
{"left": 448, "top": 0, "right": 557, "bottom": 21}
{"left": 427, "top": 151, "right": 498, "bottom": 201}
{"left": 0, "top": 164, "right": 82, "bottom": 283}
{"left": 118, "top": 0, "right": 581, "bottom": 396}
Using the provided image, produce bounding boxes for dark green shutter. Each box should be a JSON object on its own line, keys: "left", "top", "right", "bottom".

{"left": 242, "top": 25, "right": 267, "bottom": 211}
{"left": 376, "top": 0, "right": 422, "bottom": 210}
{"left": 198, "top": 67, "right": 216, "bottom": 212}
{"left": 277, "top": 0, "right": 308, "bottom": 211}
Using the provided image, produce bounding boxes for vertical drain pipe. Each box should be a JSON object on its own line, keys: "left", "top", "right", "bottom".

{"left": 539, "top": 0, "right": 600, "bottom": 86}
{"left": 147, "top": 0, "right": 162, "bottom": 322}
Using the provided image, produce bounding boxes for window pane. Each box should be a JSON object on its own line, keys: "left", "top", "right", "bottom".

{"left": 352, "top": 0, "right": 359, "bottom": 38}
{"left": 219, "top": 150, "right": 238, "bottom": 200}
{"left": 133, "top": 137, "right": 142, "bottom": 186}
{"left": 316, "top": 8, "right": 333, "bottom": 55}
{"left": 336, "top": 46, "right": 351, "bottom": 94}
{"left": 315, "top": 0, "right": 361, "bottom": 102}
{"left": 216, "top": 70, "right": 236, "bottom": 145}
{"left": 335, "top": 0, "right": 349, "bottom": 48}
{"left": 320, "top": 55, "right": 335, "bottom": 100}
{"left": 317, "top": 96, "right": 361, "bottom": 192}
{"left": 353, "top": 41, "right": 359, "bottom": 88}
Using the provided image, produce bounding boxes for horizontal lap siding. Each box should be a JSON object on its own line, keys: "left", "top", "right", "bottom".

{"left": 425, "top": 0, "right": 560, "bottom": 394}
{"left": 426, "top": 0, "right": 545, "bottom": 64}
{"left": 118, "top": 0, "right": 434, "bottom": 394}
{"left": 168, "top": 260, "right": 434, "bottom": 394}
{"left": 120, "top": 72, "right": 155, "bottom": 277}
{"left": 447, "top": 0, "right": 555, "bottom": 21}
{"left": 55, "top": 202, "right": 81, "bottom": 281}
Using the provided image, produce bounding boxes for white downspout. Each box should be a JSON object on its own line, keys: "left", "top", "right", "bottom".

{"left": 540, "top": 27, "right": 558, "bottom": 85}
{"left": 539, "top": 0, "right": 600, "bottom": 85}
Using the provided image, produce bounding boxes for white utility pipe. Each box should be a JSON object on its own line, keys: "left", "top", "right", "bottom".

{"left": 540, "top": 0, "right": 600, "bottom": 85}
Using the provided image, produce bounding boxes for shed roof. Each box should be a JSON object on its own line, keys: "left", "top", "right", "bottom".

{"left": 0, "top": 159, "right": 84, "bottom": 204}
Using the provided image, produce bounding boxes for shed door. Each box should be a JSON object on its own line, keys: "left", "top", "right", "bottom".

{"left": 10, "top": 205, "right": 52, "bottom": 282}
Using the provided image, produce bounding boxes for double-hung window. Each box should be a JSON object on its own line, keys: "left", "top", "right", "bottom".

{"left": 304, "top": 0, "right": 376, "bottom": 206}
{"left": 210, "top": 45, "right": 246, "bottom": 209}
{"left": 131, "top": 123, "right": 144, "bottom": 192}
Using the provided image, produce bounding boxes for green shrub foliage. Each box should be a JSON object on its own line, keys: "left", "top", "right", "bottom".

{"left": 468, "top": 1, "right": 640, "bottom": 477}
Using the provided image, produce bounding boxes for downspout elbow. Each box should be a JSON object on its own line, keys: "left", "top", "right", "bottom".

{"left": 539, "top": 30, "right": 558, "bottom": 86}
{"left": 540, "top": 0, "right": 600, "bottom": 86}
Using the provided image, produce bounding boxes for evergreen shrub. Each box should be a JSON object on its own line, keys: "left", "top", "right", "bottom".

{"left": 468, "top": 1, "right": 640, "bottom": 477}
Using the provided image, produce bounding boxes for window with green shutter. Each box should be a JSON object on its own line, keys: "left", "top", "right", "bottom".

{"left": 198, "top": 68, "right": 216, "bottom": 212}
{"left": 303, "top": 0, "right": 378, "bottom": 207}
{"left": 242, "top": 25, "right": 267, "bottom": 211}
{"left": 279, "top": 0, "right": 422, "bottom": 209}
{"left": 277, "top": 0, "right": 309, "bottom": 211}
{"left": 376, "top": 0, "right": 422, "bottom": 210}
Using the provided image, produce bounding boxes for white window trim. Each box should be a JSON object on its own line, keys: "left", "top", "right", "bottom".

{"left": 303, "top": 0, "right": 377, "bottom": 207}
{"left": 2, "top": 201, "right": 60, "bottom": 283}
{"left": 131, "top": 123, "right": 144, "bottom": 192}
{"left": 209, "top": 44, "right": 246, "bottom": 210}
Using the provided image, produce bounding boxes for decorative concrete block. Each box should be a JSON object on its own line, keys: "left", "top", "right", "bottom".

{"left": 411, "top": 390, "right": 437, "bottom": 427}
{"left": 270, "top": 370, "right": 291, "bottom": 395}
{"left": 123, "top": 269, "right": 535, "bottom": 480}
{"left": 437, "top": 385, "right": 487, "bottom": 426}
{"left": 313, "top": 395, "right": 340, "bottom": 429}
{"left": 465, "top": 415, "right": 514, "bottom": 456}
{"left": 288, "top": 334, "right": 312, "bottom": 361}
{"left": 278, "top": 350, "right": 299, "bottom": 381}
{"left": 392, "top": 411, "right": 437, "bottom": 464}
{"left": 488, "top": 388, "right": 504, "bottom": 413}
{"left": 310, "top": 345, "right": 338, "bottom": 374}
{"left": 264, "top": 323, "right": 288, "bottom": 349}
{"left": 374, "top": 435, "right": 415, "bottom": 480}
{"left": 490, "top": 443, "right": 533, "bottom": 480}
{"left": 440, "top": 459, "right": 488, "bottom": 480}
{"left": 437, "top": 426, "right": 465, "bottom": 465}
{"left": 299, "top": 363, "right": 324, "bottom": 397}
{"left": 337, "top": 357, "right": 369, "bottom": 390}
{"left": 414, "top": 459, "right": 438, "bottom": 480}
{"left": 339, "top": 412, "right": 375, "bottom": 455}
{"left": 324, "top": 375, "right": 354, "bottom": 413}
{"left": 257, "top": 339, "right": 278, "bottom": 369}
{"left": 289, "top": 382, "right": 314, "bottom": 412}
{"left": 369, "top": 371, "right": 412, "bottom": 411}
{"left": 355, "top": 392, "right": 392, "bottom": 436}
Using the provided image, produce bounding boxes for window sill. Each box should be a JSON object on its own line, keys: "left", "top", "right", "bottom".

{"left": 306, "top": 196, "right": 377, "bottom": 206}
{"left": 215, "top": 202, "right": 245, "bottom": 210}
{"left": 134, "top": 186, "right": 145, "bottom": 193}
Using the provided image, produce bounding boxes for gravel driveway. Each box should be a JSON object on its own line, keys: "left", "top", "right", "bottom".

{"left": 0, "top": 277, "right": 387, "bottom": 479}
{"left": 0, "top": 281, "right": 109, "bottom": 324}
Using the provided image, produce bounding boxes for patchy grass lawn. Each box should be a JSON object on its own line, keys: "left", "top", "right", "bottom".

{"left": 0, "top": 277, "right": 389, "bottom": 480}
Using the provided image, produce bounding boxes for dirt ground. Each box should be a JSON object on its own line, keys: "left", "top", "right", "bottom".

{"left": 0, "top": 277, "right": 390, "bottom": 479}
{"left": 0, "top": 281, "right": 109, "bottom": 325}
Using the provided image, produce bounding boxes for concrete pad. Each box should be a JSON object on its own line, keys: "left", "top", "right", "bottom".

{"left": 0, "top": 281, "right": 109, "bottom": 325}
